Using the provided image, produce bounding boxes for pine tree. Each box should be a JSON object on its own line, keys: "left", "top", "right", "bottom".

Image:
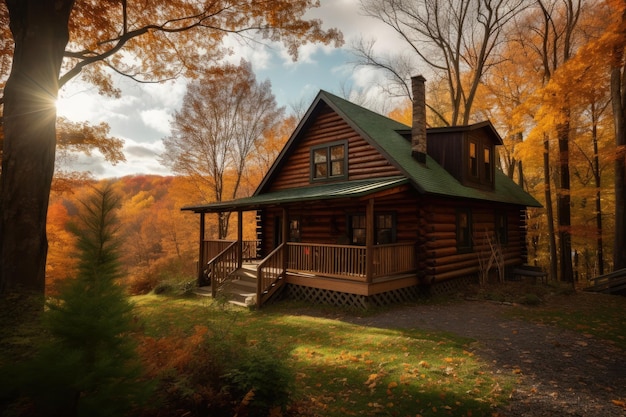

{"left": 2, "top": 182, "right": 151, "bottom": 416}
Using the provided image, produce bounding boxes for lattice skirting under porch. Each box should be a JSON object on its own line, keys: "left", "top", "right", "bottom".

{"left": 282, "top": 275, "right": 479, "bottom": 309}
{"left": 284, "top": 284, "right": 423, "bottom": 309}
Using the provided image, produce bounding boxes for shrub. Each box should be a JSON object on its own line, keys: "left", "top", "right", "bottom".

{"left": 224, "top": 339, "right": 295, "bottom": 416}
{"left": 127, "top": 268, "right": 160, "bottom": 295}
{"left": 138, "top": 326, "right": 294, "bottom": 417}
{"left": 519, "top": 293, "right": 542, "bottom": 305}
{"left": 127, "top": 257, "right": 196, "bottom": 296}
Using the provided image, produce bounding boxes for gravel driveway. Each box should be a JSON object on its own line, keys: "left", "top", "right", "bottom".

{"left": 334, "top": 300, "right": 626, "bottom": 417}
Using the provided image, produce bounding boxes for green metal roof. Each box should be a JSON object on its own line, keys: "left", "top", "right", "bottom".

{"left": 319, "top": 91, "right": 541, "bottom": 208}
{"left": 182, "top": 177, "right": 409, "bottom": 213}
{"left": 183, "top": 90, "right": 541, "bottom": 213}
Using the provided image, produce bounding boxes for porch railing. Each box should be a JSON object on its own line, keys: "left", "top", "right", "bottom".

{"left": 202, "top": 239, "right": 259, "bottom": 264}
{"left": 288, "top": 242, "right": 367, "bottom": 280}
{"left": 286, "top": 242, "right": 416, "bottom": 281}
{"left": 206, "top": 241, "right": 238, "bottom": 297}
{"left": 257, "top": 243, "right": 286, "bottom": 308}
{"left": 372, "top": 242, "right": 417, "bottom": 277}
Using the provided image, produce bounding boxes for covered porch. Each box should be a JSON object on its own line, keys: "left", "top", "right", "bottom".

{"left": 198, "top": 230, "right": 419, "bottom": 308}
{"left": 183, "top": 177, "right": 423, "bottom": 308}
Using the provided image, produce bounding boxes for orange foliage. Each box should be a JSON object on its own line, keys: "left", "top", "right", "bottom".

{"left": 138, "top": 326, "right": 209, "bottom": 376}
{"left": 46, "top": 176, "right": 201, "bottom": 293}
{"left": 387, "top": 101, "right": 412, "bottom": 126}
{"left": 46, "top": 201, "right": 78, "bottom": 294}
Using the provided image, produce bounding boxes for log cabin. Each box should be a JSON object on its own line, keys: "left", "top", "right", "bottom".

{"left": 182, "top": 76, "right": 541, "bottom": 308}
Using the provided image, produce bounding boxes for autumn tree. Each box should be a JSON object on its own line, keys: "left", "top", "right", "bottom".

{"left": 0, "top": 0, "right": 343, "bottom": 295}
{"left": 608, "top": 0, "right": 626, "bottom": 270}
{"left": 354, "top": 0, "right": 524, "bottom": 126}
{"left": 162, "top": 59, "right": 285, "bottom": 238}
{"left": 507, "top": 0, "right": 585, "bottom": 283}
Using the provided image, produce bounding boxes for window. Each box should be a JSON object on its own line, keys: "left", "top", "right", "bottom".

{"left": 289, "top": 217, "right": 301, "bottom": 242}
{"left": 469, "top": 141, "right": 478, "bottom": 177}
{"left": 376, "top": 214, "right": 395, "bottom": 244}
{"left": 456, "top": 209, "right": 472, "bottom": 251}
{"left": 311, "top": 141, "right": 347, "bottom": 181}
{"left": 484, "top": 146, "right": 492, "bottom": 181}
{"left": 350, "top": 215, "right": 366, "bottom": 245}
{"left": 495, "top": 211, "right": 508, "bottom": 244}
{"left": 349, "top": 213, "right": 397, "bottom": 245}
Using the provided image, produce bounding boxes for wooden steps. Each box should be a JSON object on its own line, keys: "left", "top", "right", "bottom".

{"left": 194, "top": 263, "right": 259, "bottom": 307}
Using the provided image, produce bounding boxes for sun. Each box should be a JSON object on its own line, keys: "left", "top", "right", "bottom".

{"left": 55, "top": 91, "right": 94, "bottom": 121}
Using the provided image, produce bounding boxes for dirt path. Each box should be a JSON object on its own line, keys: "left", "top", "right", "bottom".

{"left": 334, "top": 300, "right": 626, "bottom": 417}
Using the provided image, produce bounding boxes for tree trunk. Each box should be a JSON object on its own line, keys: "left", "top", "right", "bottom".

{"left": 612, "top": 62, "right": 626, "bottom": 270}
{"left": 0, "top": 1, "right": 74, "bottom": 294}
{"left": 591, "top": 104, "right": 604, "bottom": 275}
{"left": 557, "top": 118, "right": 574, "bottom": 283}
{"left": 543, "top": 134, "right": 558, "bottom": 281}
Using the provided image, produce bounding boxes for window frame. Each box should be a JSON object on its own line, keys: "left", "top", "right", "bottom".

{"left": 289, "top": 216, "right": 302, "bottom": 242}
{"left": 456, "top": 208, "right": 473, "bottom": 252}
{"left": 495, "top": 210, "right": 508, "bottom": 245}
{"left": 483, "top": 146, "right": 493, "bottom": 182}
{"left": 375, "top": 213, "right": 397, "bottom": 244}
{"left": 310, "top": 140, "right": 348, "bottom": 182}
{"left": 469, "top": 140, "right": 478, "bottom": 178}
{"left": 347, "top": 212, "right": 397, "bottom": 246}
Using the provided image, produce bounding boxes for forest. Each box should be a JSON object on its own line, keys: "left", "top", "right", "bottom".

{"left": 2, "top": 1, "right": 626, "bottom": 416}
{"left": 0, "top": 0, "right": 623, "bottom": 293}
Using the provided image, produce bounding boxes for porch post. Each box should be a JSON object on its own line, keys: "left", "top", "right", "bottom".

{"left": 282, "top": 208, "right": 289, "bottom": 271}
{"left": 198, "top": 212, "right": 205, "bottom": 284}
{"left": 366, "top": 198, "right": 375, "bottom": 283}
{"left": 237, "top": 211, "right": 243, "bottom": 268}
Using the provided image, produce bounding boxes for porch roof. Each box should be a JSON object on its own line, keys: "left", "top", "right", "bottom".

{"left": 181, "top": 176, "right": 410, "bottom": 213}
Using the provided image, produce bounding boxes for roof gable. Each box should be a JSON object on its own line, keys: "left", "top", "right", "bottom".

{"left": 255, "top": 90, "right": 540, "bottom": 208}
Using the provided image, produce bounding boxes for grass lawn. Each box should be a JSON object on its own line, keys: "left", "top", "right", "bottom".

{"left": 133, "top": 294, "right": 513, "bottom": 416}
{"left": 2, "top": 285, "right": 623, "bottom": 416}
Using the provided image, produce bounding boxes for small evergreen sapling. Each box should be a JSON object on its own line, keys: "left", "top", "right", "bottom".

{"left": 4, "top": 183, "right": 152, "bottom": 416}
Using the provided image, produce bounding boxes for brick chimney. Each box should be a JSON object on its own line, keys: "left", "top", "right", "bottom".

{"left": 411, "top": 75, "right": 427, "bottom": 163}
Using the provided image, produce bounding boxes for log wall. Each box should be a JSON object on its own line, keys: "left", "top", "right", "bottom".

{"left": 418, "top": 197, "right": 527, "bottom": 283}
{"left": 268, "top": 104, "right": 403, "bottom": 192}
{"left": 259, "top": 193, "right": 528, "bottom": 284}
{"left": 259, "top": 189, "right": 421, "bottom": 256}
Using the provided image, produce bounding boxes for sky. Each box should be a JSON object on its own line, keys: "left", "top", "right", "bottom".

{"left": 55, "top": 0, "right": 421, "bottom": 179}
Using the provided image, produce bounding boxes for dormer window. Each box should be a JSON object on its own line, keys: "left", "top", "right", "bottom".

{"left": 311, "top": 140, "right": 347, "bottom": 181}
{"left": 469, "top": 141, "right": 478, "bottom": 178}
{"left": 484, "top": 146, "right": 492, "bottom": 181}
{"left": 465, "top": 136, "right": 494, "bottom": 189}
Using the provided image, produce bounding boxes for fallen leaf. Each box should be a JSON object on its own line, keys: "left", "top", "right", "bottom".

{"left": 611, "top": 399, "right": 626, "bottom": 408}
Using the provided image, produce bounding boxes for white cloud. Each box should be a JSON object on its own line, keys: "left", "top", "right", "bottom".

{"left": 140, "top": 109, "right": 171, "bottom": 135}
{"left": 139, "top": 79, "right": 187, "bottom": 109}
{"left": 222, "top": 35, "right": 274, "bottom": 70}
{"left": 57, "top": 0, "right": 421, "bottom": 179}
{"left": 61, "top": 137, "right": 171, "bottom": 179}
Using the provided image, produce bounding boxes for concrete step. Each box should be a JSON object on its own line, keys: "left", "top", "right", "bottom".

{"left": 193, "top": 286, "right": 212, "bottom": 297}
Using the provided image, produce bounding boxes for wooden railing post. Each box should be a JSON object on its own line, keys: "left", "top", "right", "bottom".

{"left": 282, "top": 208, "right": 289, "bottom": 273}
{"left": 198, "top": 212, "right": 205, "bottom": 285}
{"left": 366, "top": 199, "right": 374, "bottom": 283}
{"left": 237, "top": 211, "right": 243, "bottom": 269}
